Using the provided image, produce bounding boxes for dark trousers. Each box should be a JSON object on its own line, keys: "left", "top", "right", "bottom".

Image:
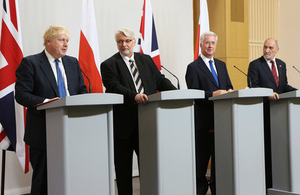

{"left": 195, "top": 129, "right": 215, "bottom": 195}
{"left": 114, "top": 130, "right": 139, "bottom": 195}
{"left": 29, "top": 146, "right": 47, "bottom": 195}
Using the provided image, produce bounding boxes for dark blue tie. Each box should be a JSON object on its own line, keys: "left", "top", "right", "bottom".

{"left": 55, "top": 59, "right": 66, "bottom": 98}
{"left": 209, "top": 59, "right": 219, "bottom": 87}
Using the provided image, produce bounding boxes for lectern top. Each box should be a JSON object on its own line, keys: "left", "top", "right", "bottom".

{"left": 209, "top": 87, "right": 273, "bottom": 101}
{"left": 279, "top": 89, "right": 300, "bottom": 99}
{"left": 37, "top": 93, "right": 123, "bottom": 110}
{"left": 147, "top": 89, "right": 204, "bottom": 102}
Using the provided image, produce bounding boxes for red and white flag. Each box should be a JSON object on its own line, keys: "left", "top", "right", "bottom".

{"left": 79, "top": 0, "right": 103, "bottom": 93}
{"left": 194, "top": 0, "right": 210, "bottom": 60}
{"left": 137, "top": 0, "right": 161, "bottom": 70}
{"left": 0, "top": 0, "right": 29, "bottom": 173}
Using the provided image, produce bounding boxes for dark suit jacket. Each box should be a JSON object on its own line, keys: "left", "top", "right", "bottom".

{"left": 248, "top": 56, "right": 296, "bottom": 93}
{"left": 15, "top": 51, "right": 87, "bottom": 149}
{"left": 185, "top": 56, "right": 233, "bottom": 131}
{"left": 100, "top": 52, "right": 176, "bottom": 139}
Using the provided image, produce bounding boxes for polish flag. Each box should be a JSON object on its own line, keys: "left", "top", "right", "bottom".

{"left": 79, "top": 0, "right": 103, "bottom": 93}
{"left": 194, "top": 0, "right": 210, "bottom": 60}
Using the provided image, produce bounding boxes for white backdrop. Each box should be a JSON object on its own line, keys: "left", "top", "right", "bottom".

{"left": 1, "top": 0, "right": 193, "bottom": 194}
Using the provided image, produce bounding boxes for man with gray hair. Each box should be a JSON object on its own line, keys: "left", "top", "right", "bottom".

{"left": 186, "top": 31, "right": 233, "bottom": 195}
{"left": 101, "top": 28, "right": 176, "bottom": 195}
{"left": 247, "top": 38, "right": 297, "bottom": 189}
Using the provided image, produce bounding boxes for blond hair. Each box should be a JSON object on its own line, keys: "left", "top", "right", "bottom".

{"left": 43, "top": 25, "right": 70, "bottom": 46}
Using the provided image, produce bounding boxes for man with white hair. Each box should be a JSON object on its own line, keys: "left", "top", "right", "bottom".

{"left": 186, "top": 31, "right": 233, "bottom": 195}
{"left": 101, "top": 28, "right": 176, "bottom": 195}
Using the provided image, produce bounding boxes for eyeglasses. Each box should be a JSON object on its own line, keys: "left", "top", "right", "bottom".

{"left": 116, "top": 39, "right": 133, "bottom": 44}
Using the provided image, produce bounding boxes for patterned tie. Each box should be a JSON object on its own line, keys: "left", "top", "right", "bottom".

{"left": 271, "top": 60, "right": 279, "bottom": 87}
{"left": 129, "top": 59, "right": 144, "bottom": 94}
{"left": 55, "top": 59, "right": 66, "bottom": 98}
{"left": 209, "top": 60, "right": 219, "bottom": 87}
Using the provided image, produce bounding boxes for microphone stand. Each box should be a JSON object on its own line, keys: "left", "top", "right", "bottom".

{"left": 161, "top": 65, "right": 180, "bottom": 89}
{"left": 233, "top": 65, "right": 252, "bottom": 88}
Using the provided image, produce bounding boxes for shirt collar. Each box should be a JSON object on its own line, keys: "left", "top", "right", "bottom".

{"left": 120, "top": 52, "right": 135, "bottom": 63}
{"left": 44, "top": 49, "right": 62, "bottom": 63}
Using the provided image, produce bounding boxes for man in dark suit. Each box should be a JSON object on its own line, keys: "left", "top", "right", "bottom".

{"left": 15, "top": 25, "right": 87, "bottom": 195}
{"left": 247, "top": 38, "right": 297, "bottom": 189}
{"left": 185, "top": 31, "right": 233, "bottom": 195}
{"left": 101, "top": 28, "right": 176, "bottom": 195}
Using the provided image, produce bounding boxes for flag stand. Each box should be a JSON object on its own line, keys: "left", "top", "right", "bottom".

{"left": 1, "top": 150, "right": 6, "bottom": 195}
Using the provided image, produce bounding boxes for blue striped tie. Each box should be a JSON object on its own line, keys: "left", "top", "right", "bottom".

{"left": 209, "top": 60, "right": 219, "bottom": 87}
{"left": 55, "top": 59, "right": 66, "bottom": 98}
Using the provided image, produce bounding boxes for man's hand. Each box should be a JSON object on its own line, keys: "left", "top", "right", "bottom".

{"left": 135, "top": 94, "right": 148, "bottom": 104}
{"left": 268, "top": 92, "right": 279, "bottom": 101}
{"left": 212, "top": 89, "right": 232, "bottom": 97}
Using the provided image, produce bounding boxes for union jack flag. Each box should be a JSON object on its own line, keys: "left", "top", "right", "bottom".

{"left": 0, "top": 0, "right": 29, "bottom": 173}
{"left": 137, "top": 0, "right": 161, "bottom": 70}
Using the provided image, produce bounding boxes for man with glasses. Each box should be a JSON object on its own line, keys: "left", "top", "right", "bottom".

{"left": 101, "top": 28, "right": 176, "bottom": 195}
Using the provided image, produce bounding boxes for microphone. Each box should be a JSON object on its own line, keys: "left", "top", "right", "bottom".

{"left": 75, "top": 61, "right": 92, "bottom": 93}
{"left": 233, "top": 65, "right": 252, "bottom": 88}
{"left": 161, "top": 65, "right": 180, "bottom": 89}
{"left": 293, "top": 66, "right": 300, "bottom": 74}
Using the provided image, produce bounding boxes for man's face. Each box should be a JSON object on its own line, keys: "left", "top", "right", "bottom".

{"left": 116, "top": 33, "right": 136, "bottom": 57}
{"left": 200, "top": 35, "right": 216, "bottom": 59}
{"left": 46, "top": 34, "right": 69, "bottom": 59}
{"left": 263, "top": 39, "right": 279, "bottom": 61}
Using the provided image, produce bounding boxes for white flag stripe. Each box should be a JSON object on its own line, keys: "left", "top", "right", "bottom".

{"left": 0, "top": 83, "right": 14, "bottom": 98}
{"left": 80, "top": 0, "right": 101, "bottom": 71}
{"left": 197, "top": 0, "right": 210, "bottom": 55}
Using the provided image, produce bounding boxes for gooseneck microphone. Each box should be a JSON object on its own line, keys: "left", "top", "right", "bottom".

{"left": 234, "top": 65, "right": 252, "bottom": 88}
{"left": 293, "top": 66, "right": 300, "bottom": 74}
{"left": 75, "top": 61, "right": 92, "bottom": 93}
{"left": 161, "top": 65, "right": 180, "bottom": 89}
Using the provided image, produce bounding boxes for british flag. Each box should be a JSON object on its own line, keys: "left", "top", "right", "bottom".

{"left": 137, "top": 0, "right": 161, "bottom": 70}
{"left": 0, "top": 0, "right": 29, "bottom": 173}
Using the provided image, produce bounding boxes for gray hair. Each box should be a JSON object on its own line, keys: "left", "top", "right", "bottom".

{"left": 265, "top": 38, "right": 279, "bottom": 48}
{"left": 115, "top": 28, "right": 135, "bottom": 41}
{"left": 200, "top": 31, "right": 218, "bottom": 44}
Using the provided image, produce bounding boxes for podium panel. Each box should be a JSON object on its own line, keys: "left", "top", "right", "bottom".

{"left": 268, "top": 90, "right": 300, "bottom": 195}
{"left": 138, "top": 89, "right": 204, "bottom": 195}
{"left": 38, "top": 93, "right": 123, "bottom": 195}
{"left": 210, "top": 88, "right": 273, "bottom": 195}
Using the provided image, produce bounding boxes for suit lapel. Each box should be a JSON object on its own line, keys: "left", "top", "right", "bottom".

{"left": 39, "top": 51, "right": 60, "bottom": 96}
{"left": 197, "top": 57, "right": 219, "bottom": 88}
{"left": 134, "top": 54, "right": 149, "bottom": 92}
{"left": 116, "top": 53, "right": 136, "bottom": 91}
{"left": 275, "top": 59, "right": 283, "bottom": 86}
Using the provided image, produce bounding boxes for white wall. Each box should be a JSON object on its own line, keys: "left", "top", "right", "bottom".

{"left": 1, "top": 0, "right": 193, "bottom": 194}
{"left": 279, "top": 0, "right": 300, "bottom": 89}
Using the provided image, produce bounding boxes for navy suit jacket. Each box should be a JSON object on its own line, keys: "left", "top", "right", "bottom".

{"left": 185, "top": 56, "right": 233, "bottom": 131}
{"left": 247, "top": 56, "right": 296, "bottom": 93}
{"left": 101, "top": 52, "right": 176, "bottom": 139}
{"left": 15, "top": 51, "right": 87, "bottom": 149}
